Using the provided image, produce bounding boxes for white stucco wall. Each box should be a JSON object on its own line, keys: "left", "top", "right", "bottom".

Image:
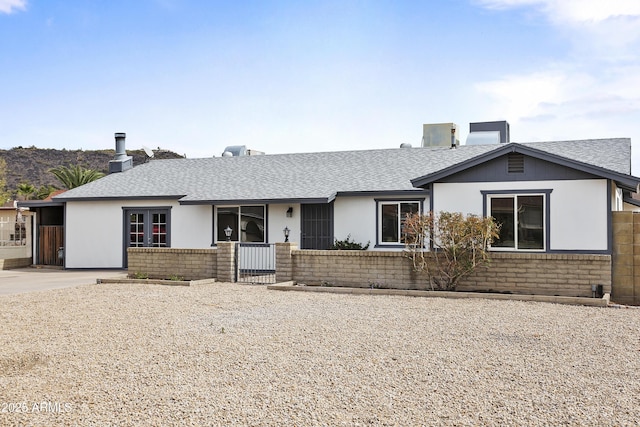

{"left": 267, "top": 204, "right": 299, "bottom": 244}
{"left": 432, "top": 179, "right": 609, "bottom": 251}
{"left": 333, "top": 196, "right": 429, "bottom": 250}
{"left": 65, "top": 199, "right": 213, "bottom": 269}
{"left": 333, "top": 197, "right": 375, "bottom": 248}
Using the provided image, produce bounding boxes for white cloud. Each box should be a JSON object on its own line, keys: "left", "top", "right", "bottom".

{"left": 472, "top": 0, "right": 640, "bottom": 173}
{"left": 0, "top": 0, "right": 26, "bottom": 14}
{"left": 476, "top": 0, "right": 640, "bottom": 24}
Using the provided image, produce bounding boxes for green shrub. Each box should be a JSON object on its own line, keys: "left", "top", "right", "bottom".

{"left": 329, "top": 234, "right": 370, "bottom": 250}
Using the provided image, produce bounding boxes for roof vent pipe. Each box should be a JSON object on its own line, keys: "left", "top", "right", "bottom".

{"left": 114, "top": 133, "right": 127, "bottom": 160}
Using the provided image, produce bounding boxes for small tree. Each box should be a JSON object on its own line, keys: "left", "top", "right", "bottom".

{"left": 16, "top": 183, "right": 36, "bottom": 200}
{"left": 403, "top": 211, "right": 500, "bottom": 291}
{"left": 0, "top": 158, "right": 12, "bottom": 205}
{"left": 49, "top": 165, "right": 104, "bottom": 190}
{"left": 36, "top": 184, "right": 58, "bottom": 200}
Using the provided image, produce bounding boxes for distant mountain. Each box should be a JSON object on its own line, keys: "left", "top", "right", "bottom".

{"left": 0, "top": 146, "right": 184, "bottom": 195}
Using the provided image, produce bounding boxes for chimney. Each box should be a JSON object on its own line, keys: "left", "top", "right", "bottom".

{"left": 109, "top": 132, "right": 133, "bottom": 173}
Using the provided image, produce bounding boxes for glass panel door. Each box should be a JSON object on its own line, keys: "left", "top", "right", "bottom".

{"left": 129, "top": 212, "right": 145, "bottom": 247}
{"left": 124, "top": 209, "right": 170, "bottom": 267}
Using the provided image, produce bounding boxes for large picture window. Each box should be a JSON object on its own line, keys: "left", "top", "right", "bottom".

{"left": 489, "top": 194, "right": 545, "bottom": 250}
{"left": 378, "top": 201, "right": 420, "bottom": 245}
{"left": 216, "top": 205, "right": 265, "bottom": 243}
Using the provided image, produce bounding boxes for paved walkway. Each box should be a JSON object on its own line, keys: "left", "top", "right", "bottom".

{"left": 0, "top": 268, "right": 128, "bottom": 295}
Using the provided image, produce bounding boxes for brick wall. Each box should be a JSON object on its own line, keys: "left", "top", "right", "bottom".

{"left": 127, "top": 248, "right": 217, "bottom": 280}
{"left": 0, "top": 257, "right": 32, "bottom": 270}
{"left": 612, "top": 212, "right": 639, "bottom": 305}
{"left": 288, "top": 249, "right": 611, "bottom": 298}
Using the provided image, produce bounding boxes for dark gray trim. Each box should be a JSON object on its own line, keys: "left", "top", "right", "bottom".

{"left": 181, "top": 197, "right": 330, "bottom": 206}
{"left": 211, "top": 204, "right": 216, "bottom": 246}
{"left": 481, "top": 189, "right": 552, "bottom": 252}
{"left": 411, "top": 143, "right": 640, "bottom": 191}
{"left": 62, "top": 202, "right": 67, "bottom": 269}
{"left": 607, "top": 180, "right": 612, "bottom": 254}
{"left": 55, "top": 195, "right": 185, "bottom": 202}
{"left": 18, "top": 200, "right": 65, "bottom": 208}
{"left": 121, "top": 205, "right": 173, "bottom": 211}
{"left": 336, "top": 190, "right": 429, "bottom": 198}
{"left": 623, "top": 195, "right": 640, "bottom": 207}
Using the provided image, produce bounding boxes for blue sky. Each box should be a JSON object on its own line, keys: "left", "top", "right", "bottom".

{"left": 2, "top": 0, "right": 639, "bottom": 173}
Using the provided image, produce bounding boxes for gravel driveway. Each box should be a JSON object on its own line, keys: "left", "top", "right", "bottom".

{"left": 1, "top": 282, "right": 638, "bottom": 426}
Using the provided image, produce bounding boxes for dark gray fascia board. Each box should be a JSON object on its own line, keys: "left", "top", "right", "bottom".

{"left": 179, "top": 197, "right": 332, "bottom": 206}
{"left": 335, "top": 190, "right": 430, "bottom": 198}
{"left": 18, "top": 200, "right": 65, "bottom": 208}
{"left": 411, "top": 143, "right": 640, "bottom": 191}
{"left": 623, "top": 195, "right": 640, "bottom": 207}
{"left": 53, "top": 195, "right": 186, "bottom": 202}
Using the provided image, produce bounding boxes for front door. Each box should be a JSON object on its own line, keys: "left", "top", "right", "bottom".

{"left": 301, "top": 203, "right": 334, "bottom": 249}
{"left": 124, "top": 209, "right": 170, "bottom": 266}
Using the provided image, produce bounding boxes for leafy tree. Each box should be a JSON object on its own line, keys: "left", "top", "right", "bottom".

{"left": 403, "top": 211, "right": 500, "bottom": 291}
{"left": 0, "top": 158, "right": 12, "bottom": 205}
{"left": 49, "top": 165, "right": 104, "bottom": 190}
{"left": 16, "top": 183, "right": 36, "bottom": 200}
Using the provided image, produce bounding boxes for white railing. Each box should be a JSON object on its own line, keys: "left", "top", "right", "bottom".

{"left": 0, "top": 215, "right": 27, "bottom": 246}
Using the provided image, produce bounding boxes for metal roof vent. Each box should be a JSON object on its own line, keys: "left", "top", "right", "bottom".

{"left": 222, "top": 145, "right": 247, "bottom": 157}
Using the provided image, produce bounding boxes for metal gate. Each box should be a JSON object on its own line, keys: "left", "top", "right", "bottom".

{"left": 235, "top": 243, "right": 276, "bottom": 284}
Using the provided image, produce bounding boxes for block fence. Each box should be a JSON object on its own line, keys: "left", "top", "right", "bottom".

{"left": 611, "top": 211, "right": 640, "bottom": 305}
{"left": 280, "top": 247, "right": 610, "bottom": 298}
{"left": 127, "top": 243, "right": 612, "bottom": 299}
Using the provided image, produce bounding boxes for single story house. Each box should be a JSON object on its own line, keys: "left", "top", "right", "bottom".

{"left": 29, "top": 131, "right": 637, "bottom": 270}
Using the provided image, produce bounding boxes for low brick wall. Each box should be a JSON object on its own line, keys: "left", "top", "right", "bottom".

{"left": 289, "top": 250, "right": 611, "bottom": 298}
{"left": 127, "top": 248, "right": 217, "bottom": 280}
{"left": 458, "top": 253, "right": 611, "bottom": 297}
{"left": 0, "top": 257, "right": 32, "bottom": 270}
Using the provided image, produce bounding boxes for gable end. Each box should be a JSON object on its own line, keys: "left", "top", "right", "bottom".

{"left": 433, "top": 153, "right": 599, "bottom": 184}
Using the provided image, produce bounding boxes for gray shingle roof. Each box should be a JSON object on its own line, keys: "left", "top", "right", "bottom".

{"left": 55, "top": 138, "right": 633, "bottom": 203}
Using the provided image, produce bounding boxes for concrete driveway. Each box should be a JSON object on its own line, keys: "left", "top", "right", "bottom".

{"left": 0, "top": 268, "right": 128, "bottom": 295}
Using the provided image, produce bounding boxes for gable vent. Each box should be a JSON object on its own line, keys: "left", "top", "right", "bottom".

{"left": 507, "top": 153, "right": 525, "bottom": 173}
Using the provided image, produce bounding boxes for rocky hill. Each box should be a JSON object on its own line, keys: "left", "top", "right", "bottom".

{"left": 0, "top": 146, "right": 184, "bottom": 195}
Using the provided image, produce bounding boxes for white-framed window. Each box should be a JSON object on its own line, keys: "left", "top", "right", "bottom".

{"left": 377, "top": 200, "right": 421, "bottom": 246}
{"left": 216, "top": 205, "right": 265, "bottom": 243}
{"left": 486, "top": 193, "right": 546, "bottom": 251}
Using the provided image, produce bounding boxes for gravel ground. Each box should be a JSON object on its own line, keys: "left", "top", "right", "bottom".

{"left": 0, "top": 282, "right": 639, "bottom": 426}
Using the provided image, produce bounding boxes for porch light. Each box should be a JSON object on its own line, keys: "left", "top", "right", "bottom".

{"left": 286, "top": 207, "right": 293, "bottom": 217}
{"left": 283, "top": 226, "right": 290, "bottom": 243}
{"left": 224, "top": 226, "right": 233, "bottom": 241}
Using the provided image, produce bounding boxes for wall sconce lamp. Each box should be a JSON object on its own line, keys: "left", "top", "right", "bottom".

{"left": 286, "top": 207, "right": 293, "bottom": 218}
{"left": 224, "top": 226, "right": 233, "bottom": 241}
{"left": 283, "top": 226, "right": 290, "bottom": 242}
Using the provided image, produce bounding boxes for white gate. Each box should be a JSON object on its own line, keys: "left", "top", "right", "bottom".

{"left": 235, "top": 243, "right": 276, "bottom": 284}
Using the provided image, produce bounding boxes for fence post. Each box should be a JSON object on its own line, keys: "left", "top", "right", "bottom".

{"left": 276, "top": 242, "right": 297, "bottom": 283}
{"left": 216, "top": 242, "right": 237, "bottom": 283}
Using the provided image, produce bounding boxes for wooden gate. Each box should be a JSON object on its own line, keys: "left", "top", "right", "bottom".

{"left": 38, "top": 225, "right": 64, "bottom": 266}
